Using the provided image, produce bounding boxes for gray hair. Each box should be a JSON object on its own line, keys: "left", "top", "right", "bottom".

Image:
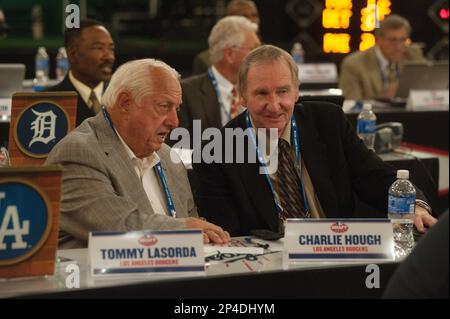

{"left": 226, "top": 0, "right": 258, "bottom": 16}
{"left": 375, "top": 14, "right": 411, "bottom": 37}
{"left": 102, "top": 58, "right": 180, "bottom": 108}
{"left": 237, "top": 44, "right": 300, "bottom": 97}
{"left": 208, "top": 15, "right": 258, "bottom": 64}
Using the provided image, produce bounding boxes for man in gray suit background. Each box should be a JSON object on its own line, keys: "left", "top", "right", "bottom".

{"left": 339, "top": 14, "right": 426, "bottom": 100}
{"left": 174, "top": 16, "right": 260, "bottom": 146}
{"left": 46, "top": 59, "right": 230, "bottom": 248}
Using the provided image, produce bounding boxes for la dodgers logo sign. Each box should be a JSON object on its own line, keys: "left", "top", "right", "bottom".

{"left": 14, "top": 101, "right": 69, "bottom": 158}
{"left": 0, "top": 180, "right": 52, "bottom": 266}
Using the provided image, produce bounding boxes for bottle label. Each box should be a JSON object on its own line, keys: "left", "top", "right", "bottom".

{"left": 293, "top": 55, "right": 304, "bottom": 64}
{"left": 388, "top": 194, "right": 416, "bottom": 214}
{"left": 57, "top": 59, "right": 69, "bottom": 70}
{"left": 32, "top": 85, "right": 46, "bottom": 92}
{"left": 36, "top": 60, "right": 49, "bottom": 70}
{"left": 357, "top": 119, "right": 376, "bottom": 134}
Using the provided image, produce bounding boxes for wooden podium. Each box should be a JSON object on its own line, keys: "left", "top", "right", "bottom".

{"left": 0, "top": 166, "right": 62, "bottom": 278}
{"left": 8, "top": 92, "right": 77, "bottom": 166}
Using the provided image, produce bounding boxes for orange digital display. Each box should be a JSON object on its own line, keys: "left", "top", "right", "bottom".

{"left": 322, "top": 0, "right": 353, "bottom": 29}
{"left": 324, "top": 33, "right": 351, "bottom": 53}
{"left": 322, "top": 0, "right": 392, "bottom": 53}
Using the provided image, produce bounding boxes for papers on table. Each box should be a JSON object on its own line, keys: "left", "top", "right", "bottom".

{"left": 204, "top": 238, "right": 265, "bottom": 255}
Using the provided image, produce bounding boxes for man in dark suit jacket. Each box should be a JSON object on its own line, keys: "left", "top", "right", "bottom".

{"left": 172, "top": 16, "right": 260, "bottom": 147}
{"left": 191, "top": 0, "right": 260, "bottom": 75}
{"left": 47, "top": 19, "right": 115, "bottom": 126}
{"left": 193, "top": 45, "right": 436, "bottom": 237}
{"left": 384, "top": 212, "right": 448, "bottom": 299}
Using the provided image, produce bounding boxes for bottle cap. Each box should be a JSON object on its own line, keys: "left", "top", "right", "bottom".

{"left": 397, "top": 169, "right": 409, "bottom": 179}
{"left": 363, "top": 104, "right": 372, "bottom": 111}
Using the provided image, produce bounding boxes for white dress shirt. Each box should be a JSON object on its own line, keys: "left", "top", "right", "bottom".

{"left": 69, "top": 71, "right": 104, "bottom": 109}
{"left": 211, "top": 66, "right": 235, "bottom": 126}
{"left": 375, "top": 46, "right": 396, "bottom": 89}
{"left": 116, "top": 132, "right": 169, "bottom": 216}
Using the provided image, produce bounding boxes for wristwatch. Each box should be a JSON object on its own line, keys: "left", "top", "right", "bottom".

{"left": 415, "top": 199, "right": 433, "bottom": 215}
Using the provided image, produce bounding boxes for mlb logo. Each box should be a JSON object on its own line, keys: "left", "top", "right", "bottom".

{"left": 0, "top": 166, "right": 62, "bottom": 278}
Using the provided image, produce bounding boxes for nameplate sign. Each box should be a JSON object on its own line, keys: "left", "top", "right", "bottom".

{"left": 298, "top": 63, "right": 338, "bottom": 83}
{"left": 406, "top": 90, "right": 449, "bottom": 111}
{"left": 89, "top": 229, "right": 204, "bottom": 276}
{"left": 284, "top": 219, "right": 394, "bottom": 263}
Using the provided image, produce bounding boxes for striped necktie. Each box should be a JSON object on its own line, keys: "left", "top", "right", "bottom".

{"left": 275, "top": 139, "right": 308, "bottom": 220}
{"left": 386, "top": 63, "right": 399, "bottom": 87}
{"left": 89, "top": 90, "right": 102, "bottom": 114}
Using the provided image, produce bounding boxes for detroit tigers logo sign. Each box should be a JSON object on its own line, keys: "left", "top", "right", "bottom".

{"left": 0, "top": 180, "right": 52, "bottom": 266}
{"left": 14, "top": 101, "right": 69, "bottom": 158}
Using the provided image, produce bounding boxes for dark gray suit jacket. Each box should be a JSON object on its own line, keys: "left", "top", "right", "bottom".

{"left": 46, "top": 111, "right": 197, "bottom": 248}
{"left": 384, "top": 212, "right": 448, "bottom": 299}
{"left": 194, "top": 102, "right": 427, "bottom": 236}
{"left": 192, "top": 50, "right": 211, "bottom": 75}
{"left": 46, "top": 75, "right": 104, "bottom": 126}
{"left": 172, "top": 73, "right": 221, "bottom": 146}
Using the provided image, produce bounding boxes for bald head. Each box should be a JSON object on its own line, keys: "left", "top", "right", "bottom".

{"left": 226, "top": 0, "right": 260, "bottom": 25}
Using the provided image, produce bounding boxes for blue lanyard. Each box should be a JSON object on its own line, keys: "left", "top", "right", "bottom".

{"left": 102, "top": 106, "right": 117, "bottom": 137}
{"left": 154, "top": 163, "right": 177, "bottom": 218}
{"left": 291, "top": 116, "right": 309, "bottom": 213}
{"left": 102, "top": 107, "right": 177, "bottom": 218}
{"left": 207, "top": 67, "right": 232, "bottom": 122}
{"left": 245, "top": 111, "right": 309, "bottom": 217}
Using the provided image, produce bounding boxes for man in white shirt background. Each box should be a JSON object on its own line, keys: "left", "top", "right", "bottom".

{"left": 172, "top": 15, "right": 260, "bottom": 146}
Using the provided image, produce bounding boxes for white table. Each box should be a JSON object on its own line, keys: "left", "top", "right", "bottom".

{"left": 0, "top": 238, "right": 396, "bottom": 299}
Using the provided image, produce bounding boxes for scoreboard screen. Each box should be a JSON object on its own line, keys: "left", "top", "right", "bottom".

{"left": 322, "top": 0, "right": 393, "bottom": 54}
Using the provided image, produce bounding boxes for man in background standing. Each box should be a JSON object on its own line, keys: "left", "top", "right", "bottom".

{"left": 192, "top": 0, "right": 260, "bottom": 75}
{"left": 173, "top": 16, "right": 260, "bottom": 146}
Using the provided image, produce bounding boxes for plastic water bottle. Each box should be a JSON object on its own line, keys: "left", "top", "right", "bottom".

{"left": 388, "top": 170, "right": 416, "bottom": 260}
{"left": 356, "top": 104, "right": 376, "bottom": 150}
{"left": 33, "top": 46, "right": 49, "bottom": 91}
{"left": 291, "top": 42, "right": 304, "bottom": 64}
{"left": 56, "top": 47, "right": 69, "bottom": 81}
